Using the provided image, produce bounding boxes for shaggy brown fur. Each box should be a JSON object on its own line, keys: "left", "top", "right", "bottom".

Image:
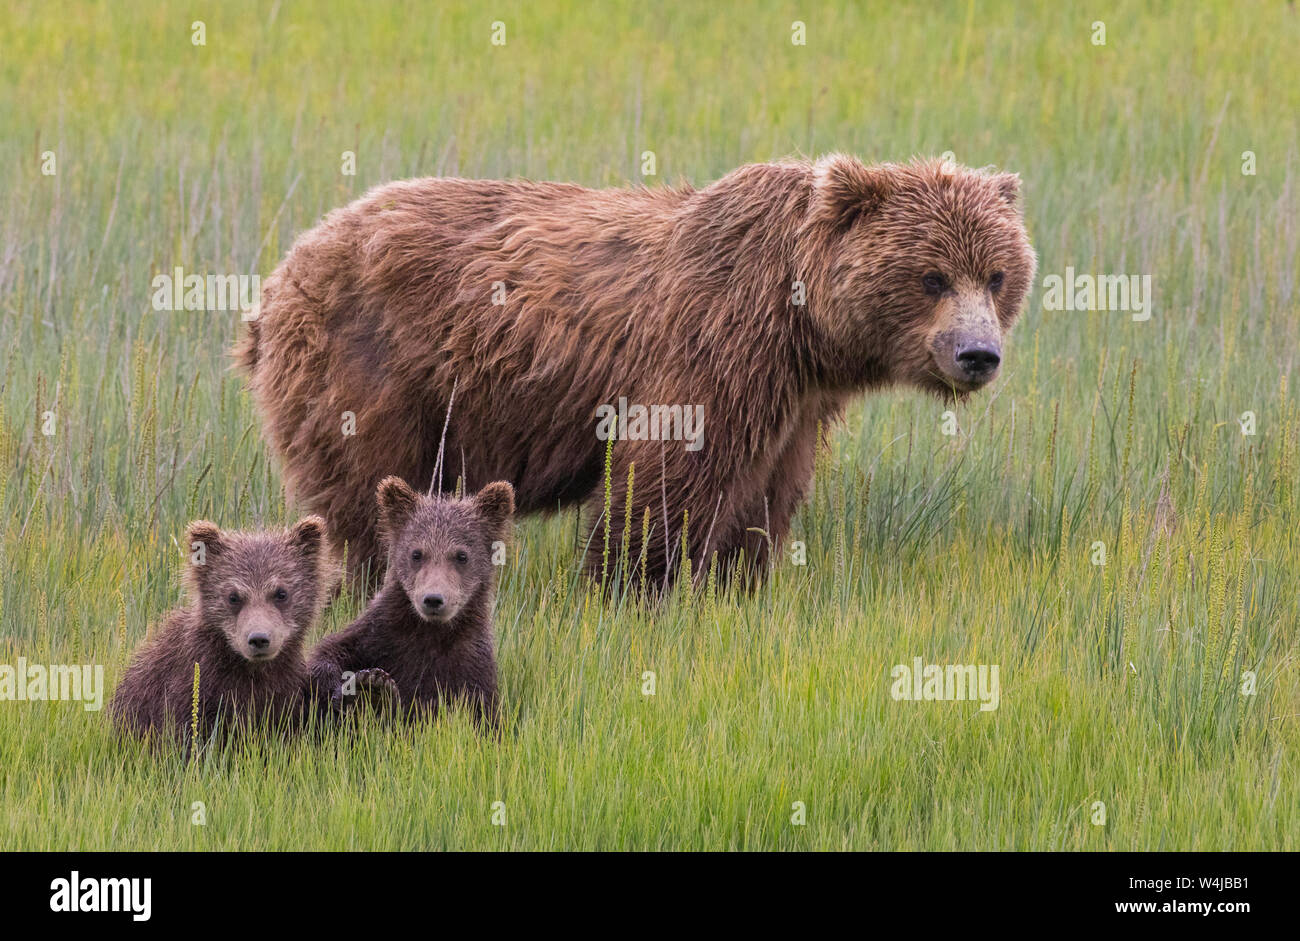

{"left": 109, "top": 518, "right": 331, "bottom": 744}
{"left": 236, "top": 155, "right": 1035, "bottom": 588}
{"left": 307, "top": 478, "right": 513, "bottom": 726}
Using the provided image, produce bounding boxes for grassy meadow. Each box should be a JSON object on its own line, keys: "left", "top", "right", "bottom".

{"left": 0, "top": 0, "right": 1297, "bottom": 849}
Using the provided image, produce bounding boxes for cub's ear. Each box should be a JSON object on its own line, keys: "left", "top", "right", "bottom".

{"left": 288, "top": 515, "right": 337, "bottom": 599}
{"left": 184, "top": 520, "right": 226, "bottom": 563}
{"left": 182, "top": 520, "right": 225, "bottom": 592}
{"left": 376, "top": 476, "right": 420, "bottom": 544}
{"left": 287, "top": 516, "right": 327, "bottom": 560}
{"left": 991, "top": 171, "right": 1021, "bottom": 208}
{"left": 474, "top": 481, "right": 515, "bottom": 532}
{"left": 809, "top": 154, "right": 894, "bottom": 230}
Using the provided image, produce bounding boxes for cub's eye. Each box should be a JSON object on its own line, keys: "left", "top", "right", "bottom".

{"left": 411, "top": 549, "right": 423, "bottom": 562}
{"left": 454, "top": 550, "right": 469, "bottom": 565}
{"left": 921, "top": 272, "right": 948, "bottom": 295}
{"left": 227, "top": 592, "right": 242, "bottom": 607}
{"left": 988, "top": 271, "right": 1005, "bottom": 292}
{"left": 272, "top": 587, "right": 288, "bottom": 603}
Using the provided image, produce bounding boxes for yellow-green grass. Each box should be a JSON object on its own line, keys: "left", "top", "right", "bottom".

{"left": 0, "top": 0, "right": 1296, "bottom": 849}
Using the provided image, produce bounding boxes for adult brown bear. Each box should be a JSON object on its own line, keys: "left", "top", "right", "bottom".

{"left": 235, "top": 155, "right": 1035, "bottom": 589}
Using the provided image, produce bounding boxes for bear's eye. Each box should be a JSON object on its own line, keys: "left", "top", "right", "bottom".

{"left": 272, "top": 587, "right": 288, "bottom": 603}
{"left": 988, "top": 271, "right": 1005, "bottom": 292}
{"left": 227, "top": 591, "right": 242, "bottom": 607}
{"left": 411, "top": 549, "right": 423, "bottom": 562}
{"left": 921, "top": 272, "right": 948, "bottom": 295}
{"left": 454, "top": 550, "right": 469, "bottom": 565}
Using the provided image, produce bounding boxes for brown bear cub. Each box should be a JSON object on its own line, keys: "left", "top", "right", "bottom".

{"left": 110, "top": 517, "right": 331, "bottom": 743}
{"left": 308, "top": 477, "right": 513, "bottom": 726}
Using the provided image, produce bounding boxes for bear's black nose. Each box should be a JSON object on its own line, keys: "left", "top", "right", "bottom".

{"left": 955, "top": 344, "right": 1001, "bottom": 377}
{"left": 422, "top": 594, "right": 445, "bottom": 612}
{"left": 248, "top": 632, "right": 271, "bottom": 650}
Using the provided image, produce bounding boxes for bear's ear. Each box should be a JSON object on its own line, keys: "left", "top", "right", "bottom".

{"left": 991, "top": 171, "right": 1021, "bottom": 208}
{"left": 185, "top": 520, "right": 227, "bottom": 561}
{"left": 287, "top": 515, "right": 336, "bottom": 597}
{"left": 376, "top": 476, "right": 420, "bottom": 544}
{"left": 473, "top": 481, "right": 515, "bottom": 533}
{"left": 182, "top": 520, "right": 226, "bottom": 592}
{"left": 810, "top": 154, "right": 894, "bottom": 230}
{"left": 287, "top": 516, "right": 327, "bottom": 562}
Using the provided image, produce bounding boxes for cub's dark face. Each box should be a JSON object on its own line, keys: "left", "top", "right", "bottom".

{"left": 376, "top": 477, "right": 515, "bottom": 625}
{"left": 809, "top": 155, "right": 1036, "bottom": 399}
{"left": 185, "top": 517, "right": 330, "bottom": 662}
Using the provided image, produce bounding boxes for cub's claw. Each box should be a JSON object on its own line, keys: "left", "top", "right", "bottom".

{"left": 344, "top": 668, "right": 401, "bottom": 713}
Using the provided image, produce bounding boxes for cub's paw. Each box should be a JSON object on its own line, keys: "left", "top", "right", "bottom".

{"left": 308, "top": 664, "right": 345, "bottom": 712}
{"left": 343, "top": 668, "right": 401, "bottom": 714}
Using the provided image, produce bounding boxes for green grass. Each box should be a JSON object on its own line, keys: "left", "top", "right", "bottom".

{"left": 1, "top": 0, "right": 1297, "bottom": 849}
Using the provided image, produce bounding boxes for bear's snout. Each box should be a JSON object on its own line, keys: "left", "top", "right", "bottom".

{"left": 953, "top": 341, "right": 1001, "bottom": 382}
{"left": 235, "top": 610, "right": 286, "bottom": 661}
{"left": 928, "top": 289, "right": 1004, "bottom": 391}
{"left": 242, "top": 625, "right": 282, "bottom": 660}
{"left": 406, "top": 575, "right": 464, "bottom": 624}
{"left": 933, "top": 333, "right": 1002, "bottom": 390}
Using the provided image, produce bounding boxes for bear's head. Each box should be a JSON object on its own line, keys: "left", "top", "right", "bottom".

{"left": 806, "top": 154, "right": 1037, "bottom": 398}
{"left": 376, "top": 477, "right": 515, "bottom": 625}
{"left": 184, "top": 517, "right": 331, "bottom": 662}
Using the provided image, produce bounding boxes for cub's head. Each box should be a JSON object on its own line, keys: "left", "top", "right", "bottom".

{"left": 807, "top": 154, "right": 1036, "bottom": 398}
{"left": 184, "top": 517, "right": 331, "bottom": 662}
{"left": 376, "top": 477, "right": 515, "bottom": 625}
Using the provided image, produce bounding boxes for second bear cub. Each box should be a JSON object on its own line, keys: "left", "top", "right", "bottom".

{"left": 309, "top": 477, "right": 514, "bottom": 725}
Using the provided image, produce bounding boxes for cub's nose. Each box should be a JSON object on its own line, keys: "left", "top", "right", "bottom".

{"left": 248, "top": 632, "right": 271, "bottom": 652}
{"left": 421, "top": 594, "right": 445, "bottom": 614}
{"left": 955, "top": 344, "right": 1001, "bottom": 378}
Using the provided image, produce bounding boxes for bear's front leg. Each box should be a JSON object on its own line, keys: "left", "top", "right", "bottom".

{"left": 741, "top": 401, "right": 836, "bottom": 575}
{"left": 307, "top": 658, "right": 347, "bottom": 712}
{"left": 584, "top": 439, "right": 768, "bottom": 592}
